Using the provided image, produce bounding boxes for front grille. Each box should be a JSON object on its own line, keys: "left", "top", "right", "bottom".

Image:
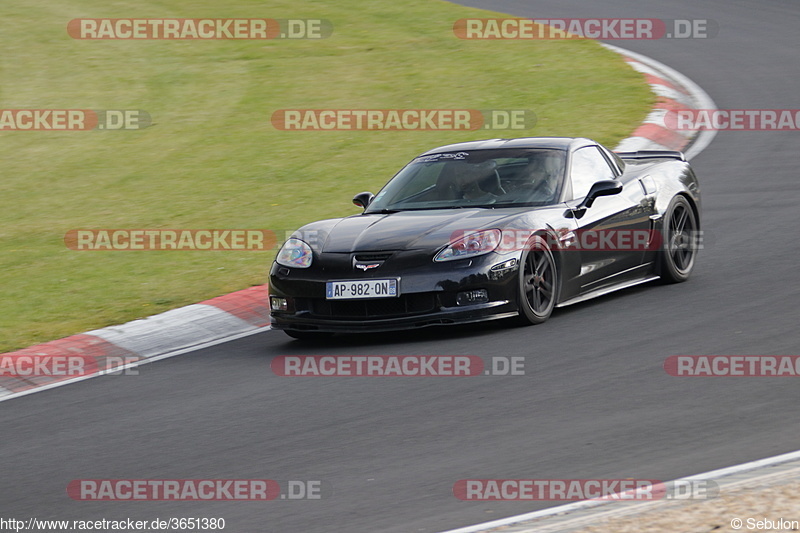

{"left": 354, "top": 252, "right": 394, "bottom": 262}
{"left": 307, "top": 293, "right": 437, "bottom": 319}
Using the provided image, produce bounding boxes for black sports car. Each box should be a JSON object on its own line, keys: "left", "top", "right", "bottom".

{"left": 269, "top": 137, "right": 700, "bottom": 339}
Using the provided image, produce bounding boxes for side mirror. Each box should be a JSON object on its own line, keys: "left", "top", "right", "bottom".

{"left": 352, "top": 191, "right": 375, "bottom": 209}
{"left": 576, "top": 180, "right": 622, "bottom": 210}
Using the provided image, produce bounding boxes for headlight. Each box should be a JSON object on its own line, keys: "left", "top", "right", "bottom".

{"left": 434, "top": 229, "right": 501, "bottom": 262}
{"left": 276, "top": 238, "right": 313, "bottom": 268}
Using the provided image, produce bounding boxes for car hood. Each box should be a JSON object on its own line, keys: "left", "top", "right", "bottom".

{"left": 315, "top": 209, "right": 524, "bottom": 253}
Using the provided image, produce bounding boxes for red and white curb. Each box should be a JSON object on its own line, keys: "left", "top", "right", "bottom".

{"left": 0, "top": 285, "right": 271, "bottom": 401}
{"left": 603, "top": 43, "right": 718, "bottom": 160}
{"left": 0, "top": 45, "right": 716, "bottom": 402}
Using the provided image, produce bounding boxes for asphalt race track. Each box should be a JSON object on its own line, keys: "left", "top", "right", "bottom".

{"left": 2, "top": 1, "right": 799, "bottom": 531}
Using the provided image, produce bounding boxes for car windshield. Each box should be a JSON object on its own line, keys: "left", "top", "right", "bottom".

{"left": 365, "top": 148, "right": 567, "bottom": 212}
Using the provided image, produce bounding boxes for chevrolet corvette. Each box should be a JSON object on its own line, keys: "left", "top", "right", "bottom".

{"left": 269, "top": 137, "right": 701, "bottom": 339}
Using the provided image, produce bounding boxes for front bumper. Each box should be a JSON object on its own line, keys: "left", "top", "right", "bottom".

{"left": 268, "top": 250, "right": 521, "bottom": 333}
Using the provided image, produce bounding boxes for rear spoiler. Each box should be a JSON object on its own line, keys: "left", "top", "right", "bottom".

{"left": 614, "top": 150, "right": 686, "bottom": 161}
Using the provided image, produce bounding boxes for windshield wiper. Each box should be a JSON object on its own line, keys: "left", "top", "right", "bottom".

{"left": 432, "top": 204, "right": 498, "bottom": 209}
{"left": 368, "top": 205, "right": 499, "bottom": 213}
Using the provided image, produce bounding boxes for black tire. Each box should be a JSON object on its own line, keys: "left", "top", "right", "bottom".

{"left": 659, "top": 195, "right": 698, "bottom": 283}
{"left": 515, "top": 235, "right": 558, "bottom": 325}
{"left": 284, "top": 330, "right": 334, "bottom": 341}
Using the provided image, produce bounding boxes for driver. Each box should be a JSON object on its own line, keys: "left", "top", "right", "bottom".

{"left": 450, "top": 160, "right": 503, "bottom": 201}
{"left": 525, "top": 154, "right": 563, "bottom": 202}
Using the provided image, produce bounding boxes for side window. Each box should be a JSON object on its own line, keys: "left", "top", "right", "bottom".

{"left": 569, "top": 146, "right": 616, "bottom": 200}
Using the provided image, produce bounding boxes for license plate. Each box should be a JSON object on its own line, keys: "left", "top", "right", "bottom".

{"left": 326, "top": 279, "right": 398, "bottom": 300}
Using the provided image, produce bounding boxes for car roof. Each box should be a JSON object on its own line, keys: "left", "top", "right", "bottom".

{"left": 418, "top": 137, "right": 596, "bottom": 155}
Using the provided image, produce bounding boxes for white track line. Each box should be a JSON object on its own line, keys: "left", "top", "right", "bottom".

{"left": 438, "top": 450, "right": 800, "bottom": 533}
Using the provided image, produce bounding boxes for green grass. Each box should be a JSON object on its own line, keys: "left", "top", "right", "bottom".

{"left": 0, "top": 0, "right": 653, "bottom": 352}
